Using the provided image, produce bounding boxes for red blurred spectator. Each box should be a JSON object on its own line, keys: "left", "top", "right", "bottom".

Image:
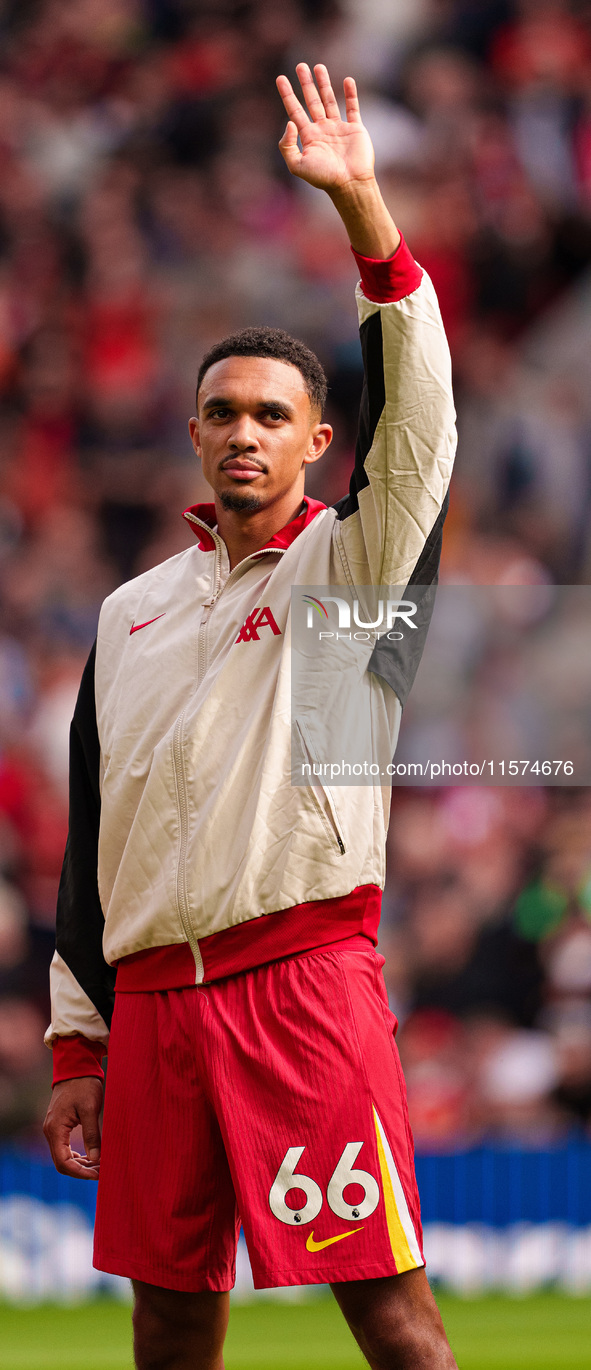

{"left": 491, "top": 2, "right": 591, "bottom": 92}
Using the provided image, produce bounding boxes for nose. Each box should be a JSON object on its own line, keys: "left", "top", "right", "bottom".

{"left": 228, "top": 415, "right": 259, "bottom": 451}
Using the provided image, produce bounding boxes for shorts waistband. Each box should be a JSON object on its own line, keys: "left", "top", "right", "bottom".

{"left": 115, "top": 885, "right": 382, "bottom": 992}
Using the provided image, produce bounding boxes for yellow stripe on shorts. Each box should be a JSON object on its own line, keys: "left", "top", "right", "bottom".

{"left": 373, "top": 1106, "right": 423, "bottom": 1273}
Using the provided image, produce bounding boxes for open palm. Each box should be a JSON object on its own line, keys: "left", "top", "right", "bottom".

{"left": 276, "top": 64, "right": 375, "bottom": 193}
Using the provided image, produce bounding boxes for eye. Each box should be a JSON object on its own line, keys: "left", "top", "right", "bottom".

{"left": 266, "top": 410, "right": 286, "bottom": 421}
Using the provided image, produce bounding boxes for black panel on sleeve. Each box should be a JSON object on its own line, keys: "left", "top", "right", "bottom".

{"left": 368, "top": 491, "right": 449, "bottom": 709}
{"left": 407, "top": 490, "right": 449, "bottom": 587}
{"left": 55, "top": 641, "right": 116, "bottom": 1029}
{"left": 333, "top": 311, "right": 385, "bottom": 521}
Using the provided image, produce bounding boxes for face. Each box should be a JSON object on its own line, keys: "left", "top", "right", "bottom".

{"left": 189, "top": 356, "right": 332, "bottom": 513}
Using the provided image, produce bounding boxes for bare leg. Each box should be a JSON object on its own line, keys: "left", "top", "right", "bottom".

{"left": 132, "top": 1280, "right": 229, "bottom": 1370}
{"left": 331, "top": 1268, "right": 458, "bottom": 1370}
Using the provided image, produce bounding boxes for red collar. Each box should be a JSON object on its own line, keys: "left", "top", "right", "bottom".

{"left": 182, "top": 495, "right": 326, "bottom": 554}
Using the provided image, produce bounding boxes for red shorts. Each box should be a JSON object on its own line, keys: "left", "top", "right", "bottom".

{"left": 93, "top": 936, "right": 424, "bottom": 1292}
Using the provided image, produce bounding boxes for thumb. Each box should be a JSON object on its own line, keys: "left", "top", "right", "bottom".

{"left": 278, "top": 120, "right": 301, "bottom": 170}
{"left": 80, "top": 1105, "right": 102, "bottom": 1164}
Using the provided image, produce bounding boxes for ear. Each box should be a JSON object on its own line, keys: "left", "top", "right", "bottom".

{"left": 188, "top": 417, "right": 201, "bottom": 460}
{"left": 304, "top": 422, "right": 333, "bottom": 466}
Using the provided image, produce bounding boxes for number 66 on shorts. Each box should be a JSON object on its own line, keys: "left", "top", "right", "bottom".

{"left": 269, "top": 1143, "right": 380, "bottom": 1225}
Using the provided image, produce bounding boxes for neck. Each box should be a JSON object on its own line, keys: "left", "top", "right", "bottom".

{"left": 214, "top": 487, "right": 306, "bottom": 570}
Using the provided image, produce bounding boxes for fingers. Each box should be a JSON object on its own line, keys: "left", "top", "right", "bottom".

{"left": 44, "top": 1117, "right": 100, "bottom": 1181}
{"left": 343, "top": 76, "right": 362, "bottom": 124}
{"left": 295, "top": 62, "right": 326, "bottom": 121}
{"left": 278, "top": 65, "right": 361, "bottom": 126}
{"left": 313, "top": 64, "right": 340, "bottom": 119}
{"left": 57, "top": 1154, "right": 100, "bottom": 1181}
{"left": 276, "top": 74, "right": 310, "bottom": 133}
{"left": 43, "top": 1078, "right": 104, "bottom": 1183}
{"left": 80, "top": 1101, "right": 102, "bottom": 1167}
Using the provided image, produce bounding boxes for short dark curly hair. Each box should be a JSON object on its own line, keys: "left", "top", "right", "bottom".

{"left": 196, "top": 326, "right": 328, "bottom": 415}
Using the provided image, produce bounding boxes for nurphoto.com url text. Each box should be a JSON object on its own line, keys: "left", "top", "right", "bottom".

{"left": 300, "top": 760, "right": 575, "bottom": 780}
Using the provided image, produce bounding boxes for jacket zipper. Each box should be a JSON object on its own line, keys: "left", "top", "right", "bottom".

{"left": 295, "top": 720, "right": 346, "bottom": 855}
{"left": 310, "top": 786, "right": 346, "bottom": 855}
{"left": 172, "top": 710, "right": 204, "bottom": 981}
{"left": 171, "top": 540, "right": 227, "bottom": 981}
{"left": 316, "top": 797, "right": 346, "bottom": 854}
{"left": 197, "top": 538, "right": 224, "bottom": 683}
{"left": 196, "top": 544, "right": 282, "bottom": 683}
{"left": 173, "top": 535, "right": 291, "bottom": 961}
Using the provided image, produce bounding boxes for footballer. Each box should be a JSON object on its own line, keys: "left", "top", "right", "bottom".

{"left": 43, "top": 64, "right": 458, "bottom": 1370}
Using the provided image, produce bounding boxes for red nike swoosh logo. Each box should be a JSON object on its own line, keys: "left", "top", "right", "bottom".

{"left": 130, "top": 614, "right": 166, "bottom": 635}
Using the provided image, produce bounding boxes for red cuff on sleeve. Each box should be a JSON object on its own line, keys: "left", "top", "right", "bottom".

{"left": 52, "top": 1034, "right": 106, "bottom": 1087}
{"left": 351, "top": 234, "right": 423, "bottom": 304}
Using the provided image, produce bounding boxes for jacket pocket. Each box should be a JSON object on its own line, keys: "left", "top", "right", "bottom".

{"left": 294, "top": 718, "right": 346, "bottom": 856}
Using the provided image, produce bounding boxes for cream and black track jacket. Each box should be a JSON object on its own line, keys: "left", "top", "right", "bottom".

{"left": 47, "top": 239, "right": 456, "bottom": 1080}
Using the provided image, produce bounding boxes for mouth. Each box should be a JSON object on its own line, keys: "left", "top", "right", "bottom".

{"left": 220, "top": 461, "right": 266, "bottom": 481}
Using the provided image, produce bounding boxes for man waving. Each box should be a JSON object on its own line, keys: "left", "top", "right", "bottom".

{"left": 44, "top": 64, "right": 458, "bottom": 1370}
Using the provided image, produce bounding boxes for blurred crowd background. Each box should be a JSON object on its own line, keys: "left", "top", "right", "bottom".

{"left": 0, "top": 0, "right": 590, "bottom": 1152}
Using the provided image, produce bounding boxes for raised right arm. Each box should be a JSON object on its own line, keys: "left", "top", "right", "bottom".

{"left": 277, "top": 64, "right": 456, "bottom": 594}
